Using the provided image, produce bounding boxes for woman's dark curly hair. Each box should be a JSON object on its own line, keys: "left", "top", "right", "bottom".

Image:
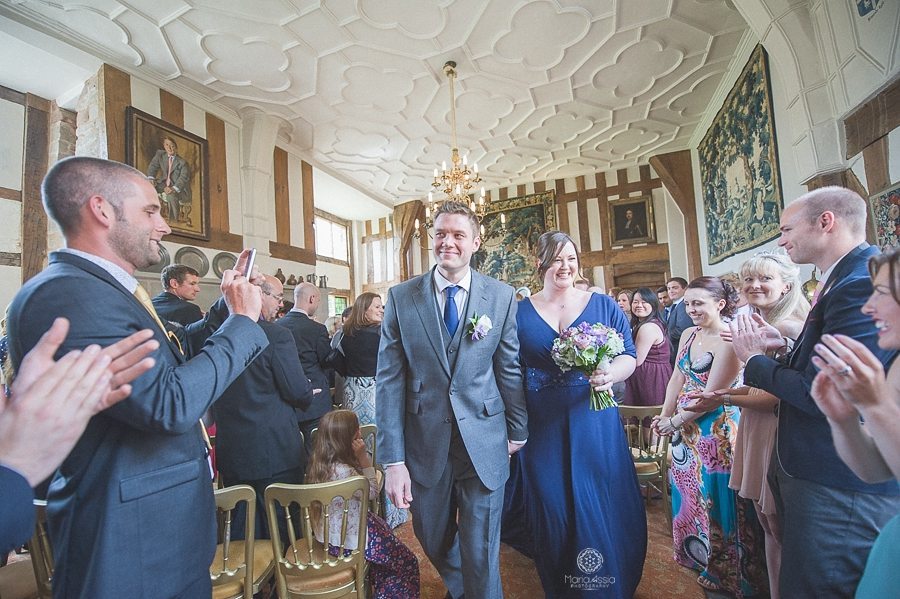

{"left": 687, "top": 276, "right": 739, "bottom": 319}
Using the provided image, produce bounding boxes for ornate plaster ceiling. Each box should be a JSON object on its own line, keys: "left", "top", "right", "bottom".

{"left": 1, "top": 0, "right": 748, "bottom": 204}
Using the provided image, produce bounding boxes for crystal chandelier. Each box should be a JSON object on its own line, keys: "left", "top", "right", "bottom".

{"left": 418, "top": 61, "right": 487, "bottom": 232}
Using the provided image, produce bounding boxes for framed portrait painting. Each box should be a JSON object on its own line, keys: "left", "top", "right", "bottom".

{"left": 608, "top": 196, "right": 655, "bottom": 245}
{"left": 869, "top": 181, "right": 900, "bottom": 250}
{"left": 471, "top": 190, "right": 557, "bottom": 292}
{"left": 125, "top": 107, "right": 210, "bottom": 240}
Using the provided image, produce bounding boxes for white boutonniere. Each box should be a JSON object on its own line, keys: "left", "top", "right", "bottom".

{"left": 466, "top": 314, "right": 493, "bottom": 341}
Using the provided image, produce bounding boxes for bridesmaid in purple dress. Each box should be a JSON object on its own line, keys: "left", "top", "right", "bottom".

{"left": 624, "top": 287, "right": 672, "bottom": 407}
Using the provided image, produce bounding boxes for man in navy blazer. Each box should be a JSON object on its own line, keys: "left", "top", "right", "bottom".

{"left": 276, "top": 282, "right": 333, "bottom": 447}
{"left": 7, "top": 156, "right": 268, "bottom": 598}
{"left": 733, "top": 187, "right": 899, "bottom": 597}
{"left": 664, "top": 277, "right": 692, "bottom": 366}
{"left": 214, "top": 275, "right": 313, "bottom": 538}
{"left": 152, "top": 263, "right": 203, "bottom": 326}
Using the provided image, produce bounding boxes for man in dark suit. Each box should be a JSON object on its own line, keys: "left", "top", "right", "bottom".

{"left": 145, "top": 136, "right": 191, "bottom": 223}
{"left": 664, "top": 276, "right": 692, "bottom": 365}
{"left": 733, "top": 186, "right": 899, "bottom": 597}
{"left": 213, "top": 275, "right": 312, "bottom": 538}
{"left": 276, "top": 282, "right": 332, "bottom": 448}
{"left": 656, "top": 286, "right": 671, "bottom": 324}
{"left": 152, "top": 263, "right": 203, "bottom": 326}
{"left": 7, "top": 156, "right": 267, "bottom": 598}
{"left": 1, "top": 318, "right": 155, "bottom": 553}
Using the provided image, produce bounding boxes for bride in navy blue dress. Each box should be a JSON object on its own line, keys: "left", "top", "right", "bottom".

{"left": 503, "top": 231, "right": 647, "bottom": 598}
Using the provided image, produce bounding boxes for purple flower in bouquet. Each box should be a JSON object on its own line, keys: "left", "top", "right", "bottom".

{"left": 551, "top": 322, "right": 626, "bottom": 411}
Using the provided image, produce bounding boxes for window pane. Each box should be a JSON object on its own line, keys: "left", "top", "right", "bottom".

{"left": 333, "top": 223, "right": 348, "bottom": 261}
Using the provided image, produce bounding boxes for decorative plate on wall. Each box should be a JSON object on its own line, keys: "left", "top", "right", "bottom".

{"left": 212, "top": 252, "right": 237, "bottom": 278}
{"left": 174, "top": 246, "right": 210, "bottom": 278}
{"left": 139, "top": 245, "right": 170, "bottom": 273}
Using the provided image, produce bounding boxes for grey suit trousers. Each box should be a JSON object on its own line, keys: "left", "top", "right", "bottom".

{"left": 410, "top": 425, "right": 505, "bottom": 599}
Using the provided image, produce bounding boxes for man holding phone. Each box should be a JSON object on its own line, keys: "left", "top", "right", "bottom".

{"left": 7, "top": 156, "right": 267, "bottom": 598}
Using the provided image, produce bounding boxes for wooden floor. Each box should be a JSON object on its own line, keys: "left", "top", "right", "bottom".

{"left": 394, "top": 494, "right": 709, "bottom": 599}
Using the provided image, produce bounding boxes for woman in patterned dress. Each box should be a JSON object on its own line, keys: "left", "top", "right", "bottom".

{"left": 653, "top": 277, "right": 767, "bottom": 597}
{"left": 307, "top": 410, "right": 419, "bottom": 599}
{"left": 688, "top": 252, "right": 808, "bottom": 598}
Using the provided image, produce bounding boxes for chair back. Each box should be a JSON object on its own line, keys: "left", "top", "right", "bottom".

{"left": 619, "top": 405, "right": 672, "bottom": 525}
{"left": 359, "top": 423, "right": 377, "bottom": 467}
{"left": 264, "top": 477, "right": 368, "bottom": 599}
{"left": 30, "top": 499, "right": 53, "bottom": 598}
{"left": 210, "top": 485, "right": 256, "bottom": 599}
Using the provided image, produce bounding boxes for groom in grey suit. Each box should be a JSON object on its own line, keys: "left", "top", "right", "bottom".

{"left": 376, "top": 201, "right": 528, "bottom": 599}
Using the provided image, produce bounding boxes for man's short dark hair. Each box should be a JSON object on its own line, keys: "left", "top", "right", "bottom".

{"left": 42, "top": 156, "right": 144, "bottom": 235}
{"left": 666, "top": 277, "right": 688, "bottom": 288}
{"left": 161, "top": 264, "right": 200, "bottom": 289}
{"left": 656, "top": 286, "right": 668, "bottom": 295}
{"left": 433, "top": 200, "right": 480, "bottom": 238}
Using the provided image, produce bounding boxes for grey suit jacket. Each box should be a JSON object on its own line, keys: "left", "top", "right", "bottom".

{"left": 375, "top": 268, "right": 527, "bottom": 492}
{"left": 146, "top": 150, "right": 191, "bottom": 201}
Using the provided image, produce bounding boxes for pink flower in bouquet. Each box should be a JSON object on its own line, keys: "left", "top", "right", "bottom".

{"left": 551, "top": 322, "right": 626, "bottom": 411}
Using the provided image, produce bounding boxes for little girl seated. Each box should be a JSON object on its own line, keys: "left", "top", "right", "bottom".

{"left": 306, "top": 410, "right": 420, "bottom": 599}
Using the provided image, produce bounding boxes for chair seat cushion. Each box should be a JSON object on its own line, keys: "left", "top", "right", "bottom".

{"left": 282, "top": 538, "right": 357, "bottom": 593}
{"left": 210, "top": 540, "right": 275, "bottom": 599}
{"left": 634, "top": 462, "right": 661, "bottom": 476}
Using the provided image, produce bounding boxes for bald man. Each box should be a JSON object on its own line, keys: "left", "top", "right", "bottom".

{"left": 276, "top": 282, "right": 332, "bottom": 447}
{"left": 213, "top": 275, "right": 312, "bottom": 538}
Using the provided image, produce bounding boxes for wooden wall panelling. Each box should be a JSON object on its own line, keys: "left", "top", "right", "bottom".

{"left": 648, "top": 150, "right": 702, "bottom": 279}
{"left": 862, "top": 136, "right": 890, "bottom": 194}
{"left": 574, "top": 175, "right": 590, "bottom": 250}
{"left": 22, "top": 94, "right": 51, "bottom": 282}
{"left": 159, "top": 89, "right": 184, "bottom": 128}
{"left": 273, "top": 147, "right": 290, "bottom": 244}
{"left": 498, "top": 187, "right": 508, "bottom": 201}
{"left": 0, "top": 188, "right": 22, "bottom": 201}
{"left": 554, "top": 179, "right": 569, "bottom": 233}
{"left": 100, "top": 64, "right": 130, "bottom": 163}
{"left": 0, "top": 252, "right": 22, "bottom": 267}
{"left": 301, "top": 161, "right": 316, "bottom": 253}
{"left": 0, "top": 85, "right": 25, "bottom": 105}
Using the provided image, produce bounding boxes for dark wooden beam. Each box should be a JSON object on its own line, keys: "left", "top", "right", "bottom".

{"left": 269, "top": 240, "right": 316, "bottom": 265}
{"left": 0, "top": 187, "right": 22, "bottom": 201}
{"left": 273, "top": 147, "right": 290, "bottom": 244}
{"left": 159, "top": 89, "right": 184, "bottom": 128}
{"left": 301, "top": 160, "right": 316, "bottom": 252}
{"left": 21, "top": 93, "right": 51, "bottom": 282}
{"left": 205, "top": 113, "right": 231, "bottom": 235}
{"left": 649, "top": 150, "right": 702, "bottom": 279}
{"left": 100, "top": 64, "right": 130, "bottom": 163}
{"left": 0, "top": 252, "right": 21, "bottom": 267}
{"left": 844, "top": 76, "right": 899, "bottom": 158}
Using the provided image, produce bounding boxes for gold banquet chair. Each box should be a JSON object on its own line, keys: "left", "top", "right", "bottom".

{"left": 264, "top": 477, "right": 369, "bottom": 599}
{"left": 209, "top": 485, "right": 275, "bottom": 599}
{"left": 619, "top": 405, "right": 672, "bottom": 527}
{"left": 0, "top": 500, "right": 52, "bottom": 599}
{"left": 309, "top": 423, "right": 384, "bottom": 517}
{"left": 29, "top": 501, "right": 52, "bottom": 599}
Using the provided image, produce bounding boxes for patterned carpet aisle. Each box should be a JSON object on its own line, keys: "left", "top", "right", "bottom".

{"left": 394, "top": 497, "right": 704, "bottom": 599}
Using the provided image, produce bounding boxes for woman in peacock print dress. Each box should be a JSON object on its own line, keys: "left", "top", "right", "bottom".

{"left": 653, "top": 277, "right": 767, "bottom": 597}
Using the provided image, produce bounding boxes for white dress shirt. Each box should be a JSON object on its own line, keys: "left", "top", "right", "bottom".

{"left": 433, "top": 268, "right": 472, "bottom": 323}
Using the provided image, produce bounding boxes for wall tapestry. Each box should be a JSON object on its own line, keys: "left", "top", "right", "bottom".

{"left": 869, "top": 181, "right": 900, "bottom": 250}
{"left": 126, "top": 107, "right": 210, "bottom": 240}
{"left": 471, "top": 190, "right": 557, "bottom": 292}
{"left": 698, "top": 44, "right": 784, "bottom": 264}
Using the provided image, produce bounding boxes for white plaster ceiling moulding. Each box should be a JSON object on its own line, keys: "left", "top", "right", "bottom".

{"left": 0, "top": 0, "right": 749, "bottom": 206}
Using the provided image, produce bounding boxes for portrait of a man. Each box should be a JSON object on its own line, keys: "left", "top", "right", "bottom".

{"left": 126, "top": 106, "right": 210, "bottom": 240}
{"left": 609, "top": 197, "right": 654, "bottom": 245}
{"left": 145, "top": 136, "right": 192, "bottom": 225}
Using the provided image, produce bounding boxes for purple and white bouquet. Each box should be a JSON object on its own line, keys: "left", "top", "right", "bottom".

{"left": 551, "top": 322, "right": 626, "bottom": 410}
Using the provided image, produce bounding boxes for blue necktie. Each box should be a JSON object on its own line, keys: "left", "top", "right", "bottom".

{"left": 444, "top": 286, "right": 460, "bottom": 336}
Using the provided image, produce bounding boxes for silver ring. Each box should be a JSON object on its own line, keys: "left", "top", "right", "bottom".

{"left": 837, "top": 365, "right": 852, "bottom": 377}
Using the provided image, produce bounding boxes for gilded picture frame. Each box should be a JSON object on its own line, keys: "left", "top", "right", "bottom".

{"left": 125, "top": 106, "right": 210, "bottom": 241}
{"left": 608, "top": 196, "right": 655, "bottom": 245}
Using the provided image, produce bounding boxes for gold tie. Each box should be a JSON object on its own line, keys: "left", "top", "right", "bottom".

{"left": 134, "top": 283, "right": 210, "bottom": 455}
{"left": 134, "top": 283, "right": 184, "bottom": 355}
